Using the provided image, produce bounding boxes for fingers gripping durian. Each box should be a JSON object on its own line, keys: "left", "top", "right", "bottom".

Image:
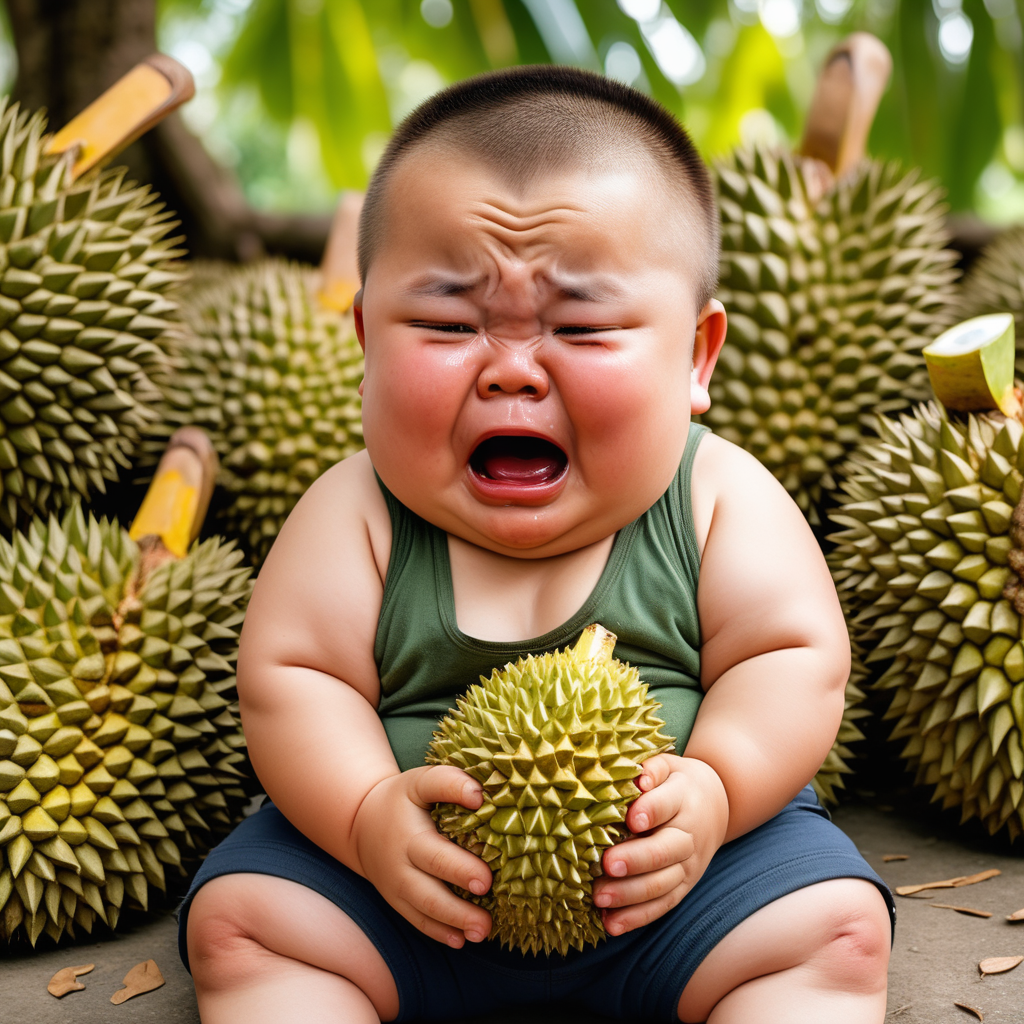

{"left": 428, "top": 625, "right": 675, "bottom": 956}
{"left": 0, "top": 78, "right": 190, "bottom": 528}
{"left": 0, "top": 432, "right": 252, "bottom": 945}
{"left": 829, "top": 319, "right": 1024, "bottom": 839}
{"left": 147, "top": 259, "right": 364, "bottom": 564}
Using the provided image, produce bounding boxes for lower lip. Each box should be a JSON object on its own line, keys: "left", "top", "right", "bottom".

{"left": 467, "top": 465, "right": 569, "bottom": 504}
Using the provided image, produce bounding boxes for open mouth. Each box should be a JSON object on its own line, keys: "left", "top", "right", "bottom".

{"left": 469, "top": 435, "right": 569, "bottom": 487}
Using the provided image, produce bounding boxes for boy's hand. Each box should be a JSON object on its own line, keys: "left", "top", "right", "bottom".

{"left": 351, "top": 766, "right": 494, "bottom": 948}
{"left": 592, "top": 754, "right": 728, "bottom": 936}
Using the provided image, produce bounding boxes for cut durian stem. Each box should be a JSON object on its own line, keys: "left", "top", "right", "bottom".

{"left": 45, "top": 54, "right": 194, "bottom": 181}
{"left": 130, "top": 428, "right": 219, "bottom": 560}
{"left": 924, "top": 313, "right": 1020, "bottom": 418}
{"left": 318, "top": 192, "right": 363, "bottom": 313}
{"left": 799, "top": 32, "right": 892, "bottom": 181}
{"left": 570, "top": 624, "right": 616, "bottom": 666}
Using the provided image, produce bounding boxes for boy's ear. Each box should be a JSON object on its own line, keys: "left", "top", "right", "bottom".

{"left": 353, "top": 289, "right": 366, "bottom": 396}
{"left": 690, "top": 298, "right": 727, "bottom": 416}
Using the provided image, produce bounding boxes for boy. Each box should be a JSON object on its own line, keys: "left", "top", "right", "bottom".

{"left": 179, "top": 67, "right": 895, "bottom": 1024}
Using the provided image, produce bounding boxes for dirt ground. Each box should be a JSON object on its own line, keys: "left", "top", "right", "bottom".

{"left": 1, "top": 795, "right": 1021, "bottom": 1024}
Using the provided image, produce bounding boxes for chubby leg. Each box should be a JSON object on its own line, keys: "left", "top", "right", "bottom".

{"left": 187, "top": 873, "right": 400, "bottom": 1024}
{"left": 677, "top": 878, "right": 891, "bottom": 1024}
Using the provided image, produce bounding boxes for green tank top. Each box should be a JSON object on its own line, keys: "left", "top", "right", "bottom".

{"left": 374, "top": 424, "right": 708, "bottom": 772}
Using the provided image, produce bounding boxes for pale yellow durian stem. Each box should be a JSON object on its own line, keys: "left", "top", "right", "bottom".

{"left": 572, "top": 624, "right": 617, "bottom": 665}
{"left": 130, "top": 427, "right": 218, "bottom": 561}
{"left": 45, "top": 54, "right": 194, "bottom": 181}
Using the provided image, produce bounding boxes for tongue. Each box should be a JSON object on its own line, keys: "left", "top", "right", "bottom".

{"left": 483, "top": 453, "right": 563, "bottom": 483}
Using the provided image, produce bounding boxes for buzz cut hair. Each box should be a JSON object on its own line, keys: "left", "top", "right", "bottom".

{"left": 357, "top": 65, "right": 720, "bottom": 311}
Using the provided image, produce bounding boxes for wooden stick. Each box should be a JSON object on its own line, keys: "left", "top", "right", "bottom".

{"left": 45, "top": 53, "right": 195, "bottom": 181}
{"left": 318, "top": 190, "right": 365, "bottom": 312}
{"left": 800, "top": 32, "right": 892, "bottom": 178}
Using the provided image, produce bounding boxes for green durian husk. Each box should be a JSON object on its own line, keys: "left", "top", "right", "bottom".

{"left": 828, "top": 402, "right": 1024, "bottom": 840}
{"left": 0, "top": 505, "right": 253, "bottom": 945}
{"left": 704, "top": 145, "right": 959, "bottom": 525}
{"left": 0, "top": 96, "right": 184, "bottom": 528}
{"left": 427, "top": 625, "right": 675, "bottom": 956}
{"left": 146, "top": 259, "right": 364, "bottom": 564}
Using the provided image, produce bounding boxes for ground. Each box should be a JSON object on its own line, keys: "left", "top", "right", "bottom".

{"left": 1, "top": 795, "right": 1022, "bottom": 1023}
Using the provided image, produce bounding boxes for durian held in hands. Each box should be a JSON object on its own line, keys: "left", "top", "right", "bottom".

{"left": 0, "top": 427, "right": 253, "bottom": 946}
{"left": 428, "top": 624, "right": 675, "bottom": 956}
{"left": 829, "top": 314, "right": 1024, "bottom": 840}
{"left": 705, "top": 32, "right": 959, "bottom": 524}
{"left": 0, "top": 55, "right": 193, "bottom": 528}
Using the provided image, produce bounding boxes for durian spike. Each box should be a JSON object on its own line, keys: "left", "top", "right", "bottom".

{"left": 800, "top": 32, "right": 892, "bottom": 182}
{"left": 318, "top": 190, "right": 365, "bottom": 313}
{"left": 571, "top": 624, "right": 617, "bottom": 666}
{"left": 130, "top": 427, "right": 219, "bottom": 561}
{"left": 923, "top": 313, "right": 1022, "bottom": 419}
{"left": 45, "top": 54, "right": 194, "bottom": 180}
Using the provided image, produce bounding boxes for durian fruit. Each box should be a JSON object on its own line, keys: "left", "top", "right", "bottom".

{"left": 0, "top": 96, "right": 184, "bottom": 527}
{"left": 959, "top": 225, "right": 1024, "bottom": 375}
{"left": 147, "top": 259, "right": 363, "bottom": 563}
{"left": 0, "top": 497, "right": 252, "bottom": 944}
{"left": 813, "top": 639, "right": 870, "bottom": 805}
{"left": 427, "top": 624, "right": 674, "bottom": 956}
{"left": 828, "top": 402, "right": 1024, "bottom": 839}
{"left": 705, "top": 147, "right": 959, "bottom": 524}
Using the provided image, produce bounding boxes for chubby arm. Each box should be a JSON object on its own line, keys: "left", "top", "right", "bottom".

{"left": 686, "top": 435, "right": 850, "bottom": 839}
{"left": 237, "top": 451, "right": 492, "bottom": 946}
{"left": 593, "top": 435, "right": 849, "bottom": 933}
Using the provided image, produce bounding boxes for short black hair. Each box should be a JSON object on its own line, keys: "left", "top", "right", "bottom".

{"left": 357, "top": 65, "right": 720, "bottom": 310}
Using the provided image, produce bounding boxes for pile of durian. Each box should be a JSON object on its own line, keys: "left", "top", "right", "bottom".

{"left": 0, "top": 505, "right": 251, "bottom": 942}
{"left": 706, "top": 149, "right": 959, "bottom": 524}
{"left": 428, "top": 624, "right": 674, "bottom": 956}
{"left": 0, "top": 99, "right": 183, "bottom": 528}
{"left": 829, "top": 314, "right": 1024, "bottom": 839}
{"left": 146, "top": 259, "right": 364, "bottom": 564}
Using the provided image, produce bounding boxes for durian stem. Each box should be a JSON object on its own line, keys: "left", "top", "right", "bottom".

{"left": 45, "top": 54, "right": 194, "bottom": 181}
{"left": 129, "top": 426, "right": 219, "bottom": 560}
{"left": 318, "top": 191, "right": 364, "bottom": 313}
{"left": 800, "top": 33, "right": 892, "bottom": 180}
{"left": 572, "top": 624, "right": 617, "bottom": 665}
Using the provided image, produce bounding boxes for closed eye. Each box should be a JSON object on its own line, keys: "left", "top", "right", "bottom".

{"left": 554, "top": 326, "right": 614, "bottom": 336}
{"left": 412, "top": 322, "right": 477, "bottom": 334}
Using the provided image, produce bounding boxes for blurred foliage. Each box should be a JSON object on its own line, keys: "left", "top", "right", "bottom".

{"left": 154, "top": 0, "right": 1024, "bottom": 218}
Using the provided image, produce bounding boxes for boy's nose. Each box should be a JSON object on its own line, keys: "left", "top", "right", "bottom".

{"left": 477, "top": 345, "right": 549, "bottom": 399}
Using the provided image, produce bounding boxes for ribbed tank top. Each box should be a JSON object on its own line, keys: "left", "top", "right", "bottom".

{"left": 374, "top": 424, "right": 708, "bottom": 772}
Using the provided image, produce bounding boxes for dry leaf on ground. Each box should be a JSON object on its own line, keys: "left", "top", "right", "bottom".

{"left": 1007, "top": 908, "right": 1024, "bottom": 922}
{"left": 954, "top": 1002, "right": 983, "bottom": 1021}
{"left": 895, "top": 870, "right": 1001, "bottom": 897}
{"left": 883, "top": 854, "right": 909, "bottom": 862}
{"left": 47, "top": 964, "right": 95, "bottom": 998}
{"left": 929, "top": 904, "right": 993, "bottom": 918}
{"left": 110, "top": 960, "right": 166, "bottom": 1004}
{"left": 978, "top": 956, "right": 1023, "bottom": 976}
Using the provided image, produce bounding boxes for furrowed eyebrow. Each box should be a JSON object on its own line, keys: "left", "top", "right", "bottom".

{"left": 546, "top": 274, "right": 623, "bottom": 302}
{"left": 407, "top": 276, "right": 482, "bottom": 297}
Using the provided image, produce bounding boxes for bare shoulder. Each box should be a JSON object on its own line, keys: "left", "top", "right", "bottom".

{"left": 690, "top": 430, "right": 792, "bottom": 555}
{"left": 690, "top": 431, "right": 848, "bottom": 686}
{"left": 238, "top": 450, "right": 391, "bottom": 705}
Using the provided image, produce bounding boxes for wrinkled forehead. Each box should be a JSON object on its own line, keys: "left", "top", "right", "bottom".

{"left": 371, "top": 142, "right": 705, "bottom": 285}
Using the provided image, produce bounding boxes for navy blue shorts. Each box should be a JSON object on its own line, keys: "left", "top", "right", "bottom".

{"left": 178, "top": 786, "right": 894, "bottom": 1022}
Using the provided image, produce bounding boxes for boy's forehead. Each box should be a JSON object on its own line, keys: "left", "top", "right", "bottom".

{"left": 376, "top": 146, "right": 698, "bottom": 280}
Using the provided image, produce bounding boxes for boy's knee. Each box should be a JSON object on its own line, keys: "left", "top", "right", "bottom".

{"left": 187, "top": 885, "right": 272, "bottom": 990}
{"left": 811, "top": 882, "right": 891, "bottom": 991}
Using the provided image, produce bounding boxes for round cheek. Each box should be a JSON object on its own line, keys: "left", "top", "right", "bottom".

{"left": 362, "top": 340, "right": 468, "bottom": 474}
